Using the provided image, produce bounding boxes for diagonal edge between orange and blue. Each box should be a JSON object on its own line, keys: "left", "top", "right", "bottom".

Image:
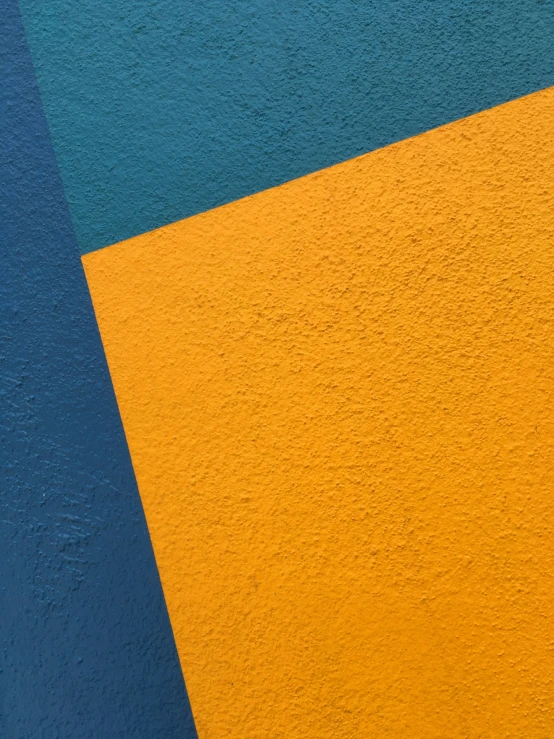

{"left": 0, "top": 2, "right": 197, "bottom": 736}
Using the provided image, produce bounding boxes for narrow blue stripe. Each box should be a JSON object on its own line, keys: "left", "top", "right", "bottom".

{"left": 0, "top": 2, "right": 197, "bottom": 735}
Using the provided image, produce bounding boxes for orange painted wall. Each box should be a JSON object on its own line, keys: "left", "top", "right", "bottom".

{"left": 83, "top": 87, "right": 554, "bottom": 738}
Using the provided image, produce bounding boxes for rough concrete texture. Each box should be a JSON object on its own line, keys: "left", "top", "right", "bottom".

{"left": 0, "top": 2, "right": 197, "bottom": 736}
{"left": 84, "top": 87, "right": 554, "bottom": 738}
{"left": 18, "top": 0, "right": 554, "bottom": 252}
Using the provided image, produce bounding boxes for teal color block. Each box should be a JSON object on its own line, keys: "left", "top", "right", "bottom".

{"left": 19, "top": 0, "right": 554, "bottom": 253}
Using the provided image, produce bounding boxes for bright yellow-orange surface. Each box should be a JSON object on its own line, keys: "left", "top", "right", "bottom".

{"left": 83, "top": 88, "right": 554, "bottom": 738}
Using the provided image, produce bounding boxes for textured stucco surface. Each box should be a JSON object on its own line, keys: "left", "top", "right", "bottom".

{"left": 84, "top": 87, "right": 554, "bottom": 738}
{"left": 5, "top": 0, "right": 554, "bottom": 734}
{"left": 18, "top": 0, "right": 554, "bottom": 253}
{"left": 0, "top": 2, "right": 197, "bottom": 736}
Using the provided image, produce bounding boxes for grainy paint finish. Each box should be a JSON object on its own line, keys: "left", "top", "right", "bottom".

{"left": 0, "top": 2, "right": 197, "bottom": 736}
{"left": 5, "top": 0, "right": 554, "bottom": 734}
{"left": 18, "top": 0, "right": 554, "bottom": 252}
{"left": 84, "top": 88, "right": 554, "bottom": 738}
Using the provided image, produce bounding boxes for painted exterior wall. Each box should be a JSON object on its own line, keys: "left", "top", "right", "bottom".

{"left": 2, "top": 1, "right": 554, "bottom": 736}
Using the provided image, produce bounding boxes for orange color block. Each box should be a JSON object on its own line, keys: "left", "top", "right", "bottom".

{"left": 83, "top": 87, "right": 554, "bottom": 738}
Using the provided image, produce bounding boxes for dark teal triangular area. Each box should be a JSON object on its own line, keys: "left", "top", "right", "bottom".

{"left": 19, "top": 0, "right": 554, "bottom": 253}
{"left": 0, "top": 2, "right": 197, "bottom": 736}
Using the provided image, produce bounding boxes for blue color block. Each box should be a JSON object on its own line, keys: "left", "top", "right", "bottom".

{"left": 18, "top": 0, "right": 554, "bottom": 253}
{"left": 0, "top": 3, "right": 197, "bottom": 736}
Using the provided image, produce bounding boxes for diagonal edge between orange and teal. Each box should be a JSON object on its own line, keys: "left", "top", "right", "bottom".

{"left": 18, "top": 0, "right": 554, "bottom": 254}
{"left": 79, "top": 83, "right": 554, "bottom": 259}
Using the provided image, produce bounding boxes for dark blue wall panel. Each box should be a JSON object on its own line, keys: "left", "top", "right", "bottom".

{"left": 0, "top": 2, "right": 197, "bottom": 736}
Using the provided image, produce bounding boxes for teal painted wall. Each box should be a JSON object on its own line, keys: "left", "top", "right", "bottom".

{"left": 19, "top": 0, "right": 554, "bottom": 252}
